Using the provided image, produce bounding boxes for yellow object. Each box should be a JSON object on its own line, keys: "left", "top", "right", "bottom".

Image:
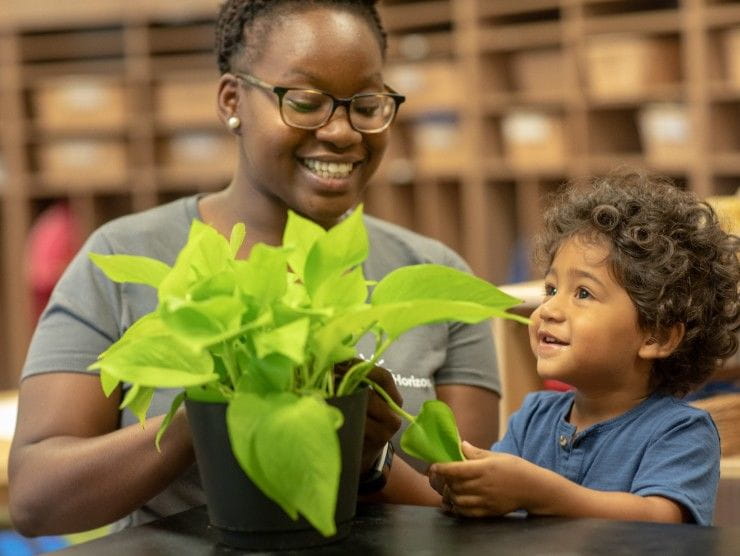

{"left": 706, "top": 194, "right": 740, "bottom": 235}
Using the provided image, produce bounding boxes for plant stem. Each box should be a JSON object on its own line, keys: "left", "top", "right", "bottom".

{"left": 362, "top": 378, "right": 415, "bottom": 423}
{"left": 221, "top": 341, "right": 240, "bottom": 388}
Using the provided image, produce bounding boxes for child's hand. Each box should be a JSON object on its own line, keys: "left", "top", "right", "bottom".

{"left": 428, "top": 441, "right": 535, "bottom": 518}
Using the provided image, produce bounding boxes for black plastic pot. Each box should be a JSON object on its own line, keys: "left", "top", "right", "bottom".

{"left": 185, "top": 388, "right": 369, "bottom": 551}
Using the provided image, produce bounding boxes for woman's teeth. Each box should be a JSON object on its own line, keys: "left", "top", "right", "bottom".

{"left": 303, "top": 159, "right": 354, "bottom": 179}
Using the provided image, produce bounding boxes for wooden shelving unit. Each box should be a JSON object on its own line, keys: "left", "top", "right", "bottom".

{"left": 0, "top": 0, "right": 738, "bottom": 387}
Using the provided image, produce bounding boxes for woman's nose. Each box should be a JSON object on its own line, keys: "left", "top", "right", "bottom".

{"left": 314, "top": 106, "right": 363, "bottom": 148}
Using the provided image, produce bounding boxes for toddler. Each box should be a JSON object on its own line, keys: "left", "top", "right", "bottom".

{"left": 430, "top": 172, "right": 739, "bottom": 525}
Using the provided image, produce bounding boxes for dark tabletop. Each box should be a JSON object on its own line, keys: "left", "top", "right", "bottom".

{"left": 58, "top": 503, "right": 740, "bottom": 555}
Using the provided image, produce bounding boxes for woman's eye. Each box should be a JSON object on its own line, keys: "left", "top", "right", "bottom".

{"left": 576, "top": 288, "right": 591, "bottom": 300}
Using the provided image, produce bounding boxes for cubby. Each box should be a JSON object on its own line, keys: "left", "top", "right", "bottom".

{"left": 0, "top": 0, "right": 738, "bottom": 387}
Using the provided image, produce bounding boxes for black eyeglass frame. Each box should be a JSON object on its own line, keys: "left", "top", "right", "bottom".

{"left": 233, "top": 71, "right": 405, "bottom": 134}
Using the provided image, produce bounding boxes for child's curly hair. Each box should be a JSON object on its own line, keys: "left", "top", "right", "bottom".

{"left": 535, "top": 171, "right": 740, "bottom": 396}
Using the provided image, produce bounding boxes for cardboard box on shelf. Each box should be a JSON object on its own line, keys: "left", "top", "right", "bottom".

{"left": 410, "top": 111, "right": 464, "bottom": 175}
{"left": 155, "top": 79, "right": 221, "bottom": 128}
{"left": 160, "top": 132, "right": 235, "bottom": 179}
{"left": 38, "top": 139, "right": 127, "bottom": 188}
{"left": 501, "top": 111, "right": 565, "bottom": 170}
{"left": 638, "top": 103, "right": 691, "bottom": 167}
{"left": 34, "top": 77, "right": 127, "bottom": 133}
{"left": 510, "top": 48, "right": 565, "bottom": 97}
{"left": 585, "top": 34, "right": 681, "bottom": 99}
{"left": 385, "top": 60, "right": 463, "bottom": 115}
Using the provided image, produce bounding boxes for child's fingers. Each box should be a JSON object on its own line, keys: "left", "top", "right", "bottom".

{"left": 430, "top": 460, "right": 489, "bottom": 480}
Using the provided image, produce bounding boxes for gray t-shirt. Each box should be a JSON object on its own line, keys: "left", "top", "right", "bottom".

{"left": 21, "top": 196, "right": 499, "bottom": 529}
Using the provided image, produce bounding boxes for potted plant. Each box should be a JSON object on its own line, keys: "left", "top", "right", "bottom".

{"left": 87, "top": 205, "right": 527, "bottom": 549}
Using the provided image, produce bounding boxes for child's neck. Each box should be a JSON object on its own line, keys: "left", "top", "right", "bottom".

{"left": 568, "top": 389, "right": 650, "bottom": 432}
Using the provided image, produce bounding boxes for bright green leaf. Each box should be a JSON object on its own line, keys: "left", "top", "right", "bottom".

{"left": 89, "top": 335, "right": 218, "bottom": 388}
{"left": 156, "top": 391, "right": 186, "bottom": 451}
{"left": 283, "top": 210, "right": 326, "bottom": 280}
{"left": 234, "top": 243, "right": 288, "bottom": 304}
{"left": 312, "top": 265, "right": 368, "bottom": 309}
{"left": 229, "top": 222, "right": 246, "bottom": 258}
{"left": 89, "top": 252, "right": 171, "bottom": 288}
{"left": 253, "top": 318, "right": 309, "bottom": 364}
{"left": 99, "top": 369, "right": 120, "bottom": 397}
{"left": 304, "top": 206, "right": 368, "bottom": 298}
{"left": 119, "top": 384, "right": 155, "bottom": 425}
{"left": 372, "top": 264, "right": 523, "bottom": 309}
{"left": 161, "top": 296, "right": 244, "bottom": 342}
{"left": 400, "top": 400, "right": 464, "bottom": 463}
{"left": 227, "top": 391, "right": 343, "bottom": 537}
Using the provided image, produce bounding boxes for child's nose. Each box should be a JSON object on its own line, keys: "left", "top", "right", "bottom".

{"left": 539, "top": 295, "right": 565, "bottom": 321}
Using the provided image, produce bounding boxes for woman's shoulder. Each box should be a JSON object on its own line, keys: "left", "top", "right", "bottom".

{"left": 87, "top": 195, "right": 199, "bottom": 260}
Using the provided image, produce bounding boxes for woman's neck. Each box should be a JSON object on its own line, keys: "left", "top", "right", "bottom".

{"left": 198, "top": 185, "right": 287, "bottom": 255}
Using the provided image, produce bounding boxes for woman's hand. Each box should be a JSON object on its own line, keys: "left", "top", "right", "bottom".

{"left": 361, "top": 365, "right": 402, "bottom": 473}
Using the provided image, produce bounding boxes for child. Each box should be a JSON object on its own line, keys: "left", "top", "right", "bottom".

{"left": 430, "top": 172, "right": 739, "bottom": 525}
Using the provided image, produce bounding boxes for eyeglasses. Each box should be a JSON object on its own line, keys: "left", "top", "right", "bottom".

{"left": 234, "top": 72, "right": 405, "bottom": 134}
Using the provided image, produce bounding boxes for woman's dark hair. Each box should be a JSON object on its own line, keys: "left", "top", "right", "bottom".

{"left": 535, "top": 171, "right": 740, "bottom": 396}
{"left": 215, "top": 0, "right": 387, "bottom": 74}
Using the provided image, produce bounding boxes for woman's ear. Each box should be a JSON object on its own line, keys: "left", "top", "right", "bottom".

{"left": 217, "top": 73, "right": 241, "bottom": 131}
{"left": 638, "top": 323, "right": 685, "bottom": 360}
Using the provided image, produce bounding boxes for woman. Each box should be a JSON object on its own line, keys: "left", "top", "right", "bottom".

{"left": 9, "top": 0, "right": 500, "bottom": 536}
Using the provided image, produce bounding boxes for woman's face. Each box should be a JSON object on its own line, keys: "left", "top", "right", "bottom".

{"left": 232, "top": 7, "right": 389, "bottom": 228}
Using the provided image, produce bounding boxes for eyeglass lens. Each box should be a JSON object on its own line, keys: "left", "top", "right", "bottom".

{"left": 282, "top": 90, "right": 396, "bottom": 132}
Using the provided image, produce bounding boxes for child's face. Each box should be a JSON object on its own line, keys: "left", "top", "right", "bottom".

{"left": 528, "top": 235, "right": 651, "bottom": 394}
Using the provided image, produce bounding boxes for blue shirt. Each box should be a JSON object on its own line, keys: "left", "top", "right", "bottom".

{"left": 493, "top": 391, "right": 720, "bottom": 525}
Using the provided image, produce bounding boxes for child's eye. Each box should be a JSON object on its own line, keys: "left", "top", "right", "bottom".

{"left": 544, "top": 284, "right": 557, "bottom": 296}
{"left": 576, "top": 287, "right": 591, "bottom": 300}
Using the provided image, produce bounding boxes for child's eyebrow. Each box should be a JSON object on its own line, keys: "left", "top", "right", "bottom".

{"left": 569, "top": 268, "right": 606, "bottom": 289}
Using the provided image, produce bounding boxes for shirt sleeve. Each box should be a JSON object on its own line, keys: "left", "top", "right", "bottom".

{"left": 631, "top": 409, "right": 721, "bottom": 526}
{"left": 21, "top": 230, "right": 125, "bottom": 379}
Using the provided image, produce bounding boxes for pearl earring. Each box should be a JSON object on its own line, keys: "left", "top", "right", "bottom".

{"left": 227, "top": 115, "right": 241, "bottom": 130}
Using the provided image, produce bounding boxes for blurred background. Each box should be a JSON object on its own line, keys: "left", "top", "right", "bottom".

{"left": 1, "top": 0, "right": 740, "bottom": 545}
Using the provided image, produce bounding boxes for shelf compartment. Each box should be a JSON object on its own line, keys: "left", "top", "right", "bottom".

{"left": 148, "top": 20, "right": 214, "bottom": 56}
{"left": 154, "top": 74, "right": 220, "bottom": 129}
{"left": 582, "top": 1, "right": 681, "bottom": 35}
{"left": 19, "top": 27, "right": 124, "bottom": 64}
{"left": 484, "top": 179, "right": 518, "bottom": 284}
{"left": 584, "top": 33, "right": 682, "bottom": 101}
{"left": 2, "top": 1, "right": 125, "bottom": 29}
{"left": 479, "top": 0, "right": 560, "bottom": 20}
{"left": 386, "top": 60, "right": 463, "bottom": 116}
{"left": 156, "top": 131, "right": 234, "bottom": 187}
{"left": 706, "top": 3, "right": 740, "bottom": 29}
{"left": 587, "top": 107, "right": 643, "bottom": 156}
{"left": 637, "top": 102, "right": 692, "bottom": 169}
{"left": 35, "top": 138, "right": 128, "bottom": 192}
{"left": 31, "top": 76, "right": 128, "bottom": 133}
{"left": 387, "top": 31, "right": 454, "bottom": 62}
{"left": 501, "top": 110, "right": 568, "bottom": 173}
{"left": 479, "top": 21, "right": 562, "bottom": 51}
{"left": 711, "top": 101, "right": 740, "bottom": 154}
{"left": 380, "top": 1, "right": 452, "bottom": 34}
{"left": 135, "top": 0, "right": 220, "bottom": 22}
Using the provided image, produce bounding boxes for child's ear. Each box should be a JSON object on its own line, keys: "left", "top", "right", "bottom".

{"left": 638, "top": 323, "right": 685, "bottom": 360}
